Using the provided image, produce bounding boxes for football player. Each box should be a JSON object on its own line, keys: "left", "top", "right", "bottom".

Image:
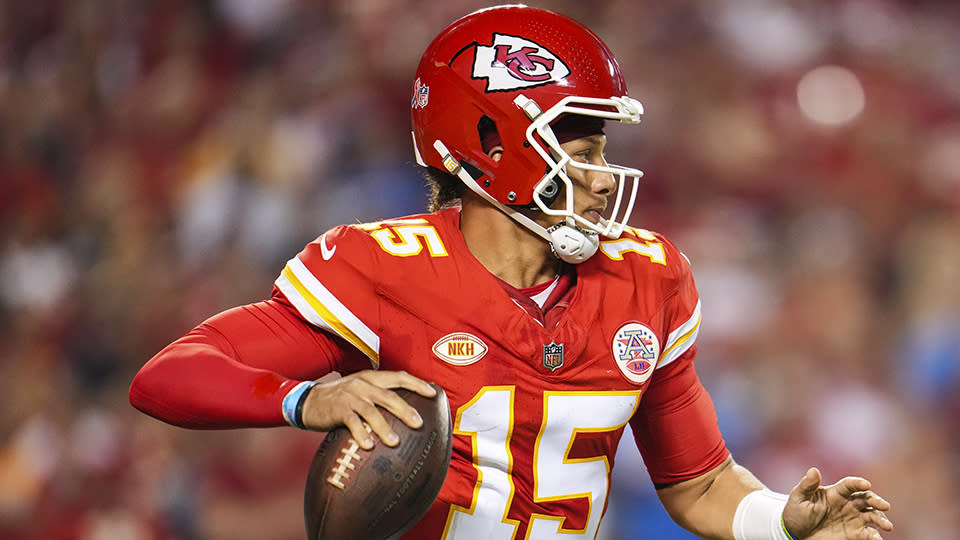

{"left": 130, "top": 5, "right": 892, "bottom": 540}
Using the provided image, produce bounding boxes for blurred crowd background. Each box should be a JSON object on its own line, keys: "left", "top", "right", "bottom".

{"left": 1, "top": 0, "right": 958, "bottom": 539}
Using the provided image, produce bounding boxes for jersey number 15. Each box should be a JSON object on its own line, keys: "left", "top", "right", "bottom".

{"left": 443, "top": 387, "right": 640, "bottom": 540}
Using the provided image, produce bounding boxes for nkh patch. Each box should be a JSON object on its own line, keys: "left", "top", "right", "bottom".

{"left": 611, "top": 322, "right": 660, "bottom": 385}
{"left": 432, "top": 332, "right": 488, "bottom": 366}
{"left": 472, "top": 33, "right": 571, "bottom": 92}
{"left": 542, "top": 341, "right": 565, "bottom": 371}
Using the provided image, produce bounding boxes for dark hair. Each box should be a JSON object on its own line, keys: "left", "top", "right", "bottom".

{"left": 424, "top": 166, "right": 466, "bottom": 211}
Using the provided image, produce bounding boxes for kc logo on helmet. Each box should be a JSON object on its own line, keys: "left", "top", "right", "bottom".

{"left": 472, "top": 34, "right": 570, "bottom": 92}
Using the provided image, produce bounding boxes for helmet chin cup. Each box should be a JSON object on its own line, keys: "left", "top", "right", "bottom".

{"left": 548, "top": 222, "right": 600, "bottom": 264}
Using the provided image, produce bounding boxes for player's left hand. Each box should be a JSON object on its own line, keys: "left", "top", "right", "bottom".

{"left": 782, "top": 467, "right": 893, "bottom": 540}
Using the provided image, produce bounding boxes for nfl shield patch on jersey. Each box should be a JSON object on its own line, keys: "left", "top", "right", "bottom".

{"left": 542, "top": 342, "right": 565, "bottom": 371}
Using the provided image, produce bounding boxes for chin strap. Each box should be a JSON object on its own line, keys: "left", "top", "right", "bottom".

{"left": 547, "top": 220, "right": 599, "bottom": 263}
{"left": 432, "top": 139, "right": 599, "bottom": 264}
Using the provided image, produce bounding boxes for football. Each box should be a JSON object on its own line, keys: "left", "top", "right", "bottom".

{"left": 303, "top": 382, "right": 453, "bottom": 540}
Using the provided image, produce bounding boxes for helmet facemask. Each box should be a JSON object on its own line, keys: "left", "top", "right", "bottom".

{"left": 430, "top": 94, "right": 644, "bottom": 264}
{"left": 518, "top": 94, "right": 645, "bottom": 241}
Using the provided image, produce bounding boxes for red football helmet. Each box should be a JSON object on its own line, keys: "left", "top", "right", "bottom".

{"left": 411, "top": 5, "right": 644, "bottom": 262}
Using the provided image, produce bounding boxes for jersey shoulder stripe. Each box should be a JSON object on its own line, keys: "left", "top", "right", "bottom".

{"left": 658, "top": 299, "right": 701, "bottom": 369}
{"left": 275, "top": 255, "right": 380, "bottom": 368}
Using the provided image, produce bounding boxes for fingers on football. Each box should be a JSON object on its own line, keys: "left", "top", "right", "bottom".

{"left": 363, "top": 370, "right": 437, "bottom": 398}
{"left": 366, "top": 381, "right": 426, "bottom": 431}
{"left": 342, "top": 413, "right": 376, "bottom": 450}
{"left": 346, "top": 375, "right": 425, "bottom": 436}
{"left": 350, "top": 398, "right": 400, "bottom": 449}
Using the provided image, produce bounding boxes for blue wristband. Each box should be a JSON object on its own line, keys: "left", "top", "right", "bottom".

{"left": 781, "top": 516, "right": 801, "bottom": 540}
{"left": 282, "top": 380, "right": 317, "bottom": 429}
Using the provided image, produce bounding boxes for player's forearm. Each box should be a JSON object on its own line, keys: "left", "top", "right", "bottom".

{"left": 131, "top": 297, "right": 352, "bottom": 429}
{"left": 129, "top": 332, "right": 299, "bottom": 429}
{"left": 657, "top": 456, "right": 766, "bottom": 540}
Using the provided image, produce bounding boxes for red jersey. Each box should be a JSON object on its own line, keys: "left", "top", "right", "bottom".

{"left": 270, "top": 208, "right": 727, "bottom": 539}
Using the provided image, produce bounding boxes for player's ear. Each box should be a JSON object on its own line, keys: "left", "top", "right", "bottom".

{"left": 478, "top": 115, "right": 503, "bottom": 162}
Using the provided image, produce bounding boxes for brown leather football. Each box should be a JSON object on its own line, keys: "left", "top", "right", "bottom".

{"left": 303, "top": 382, "right": 452, "bottom": 540}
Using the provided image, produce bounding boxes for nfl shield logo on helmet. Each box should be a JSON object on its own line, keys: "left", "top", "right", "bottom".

{"left": 472, "top": 34, "right": 571, "bottom": 92}
{"left": 611, "top": 322, "right": 660, "bottom": 385}
{"left": 542, "top": 341, "right": 564, "bottom": 371}
{"left": 411, "top": 77, "right": 429, "bottom": 109}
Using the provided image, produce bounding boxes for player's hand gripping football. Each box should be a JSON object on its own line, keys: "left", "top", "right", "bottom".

{"left": 782, "top": 468, "right": 893, "bottom": 540}
{"left": 300, "top": 370, "right": 437, "bottom": 450}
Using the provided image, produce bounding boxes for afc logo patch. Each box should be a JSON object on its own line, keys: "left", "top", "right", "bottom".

{"left": 611, "top": 322, "right": 660, "bottom": 385}
{"left": 472, "top": 33, "right": 570, "bottom": 92}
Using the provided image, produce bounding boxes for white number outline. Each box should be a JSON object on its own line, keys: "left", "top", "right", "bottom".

{"left": 443, "top": 388, "right": 641, "bottom": 540}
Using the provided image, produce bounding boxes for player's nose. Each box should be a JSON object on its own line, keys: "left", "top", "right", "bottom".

{"left": 591, "top": 169, "right": 616, "bottom": 197}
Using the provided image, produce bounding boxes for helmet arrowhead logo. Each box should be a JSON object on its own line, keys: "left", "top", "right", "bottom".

{"left": 473, "top": 34, "right": 570, "bottom": 92}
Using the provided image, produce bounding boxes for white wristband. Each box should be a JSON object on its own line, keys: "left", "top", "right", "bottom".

{"left": 732, "top": 489, "right": 792, "bottom": 540}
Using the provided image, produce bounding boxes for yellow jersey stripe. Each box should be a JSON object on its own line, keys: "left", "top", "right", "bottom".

{"left": 276, "top": 261, "right": 379, "bottom": 367}
{"left": 660, "top": 314, "right": 700, "bottom": 366}
{"left": 659, "top": 300, "right": 702, "bottom": 368}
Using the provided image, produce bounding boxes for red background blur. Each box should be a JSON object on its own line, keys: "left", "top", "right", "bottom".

{"left": 1, "top": 1, "right": 957, "bottom": 539}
